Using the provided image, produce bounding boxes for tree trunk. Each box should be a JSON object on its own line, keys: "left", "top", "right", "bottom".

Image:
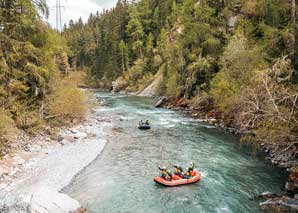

{"left": 291, "top": 0, "right": 295, "bottom": 58}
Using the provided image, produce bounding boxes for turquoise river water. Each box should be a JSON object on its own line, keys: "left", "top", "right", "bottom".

{"left": 65, "top": 92, "right": 286, "bottom": 212}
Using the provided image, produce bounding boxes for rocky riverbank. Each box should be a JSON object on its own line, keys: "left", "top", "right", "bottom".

{"left": 0, "top": 114, "right": 111, "bottom": 212}
{"left": 154, "top": 96, "right": 298, "bottom": 212}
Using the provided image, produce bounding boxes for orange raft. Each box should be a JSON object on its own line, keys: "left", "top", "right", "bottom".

{"left": 154, "top": 171, "right": 201, "bottom": 187}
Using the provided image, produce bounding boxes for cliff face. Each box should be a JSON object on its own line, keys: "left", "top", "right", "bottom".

{"left": 138, "top": 72, "right": 162, "bottom": 97}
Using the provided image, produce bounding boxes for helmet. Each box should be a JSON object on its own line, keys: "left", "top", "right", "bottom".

{"left": 173, "top": 164, "right": 179, "bottom": 168}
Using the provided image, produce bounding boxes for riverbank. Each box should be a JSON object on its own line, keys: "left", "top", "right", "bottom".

{"left": 0, "top": 113, "right": 110, "bottom": 212}
{"left": 154, "top": 96, "right": 298, "bottom": 212}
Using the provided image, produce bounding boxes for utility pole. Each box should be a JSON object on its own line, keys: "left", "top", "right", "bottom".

{"left": 55, "top": 0, "right": 63, "bottom": 31}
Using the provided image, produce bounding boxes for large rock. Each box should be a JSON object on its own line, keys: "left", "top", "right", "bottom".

{"left": 72, "top": 132, "right": 88, "bottom": 140}
{"left": 260, "top": 196, "right": 298, "bottom": 212}
{"left": 155, "top": 97, "right": 167, "bottom": 108}
{"left": 138, "top": 73, "right": 162, "bottom": 97}
{"left": 0, "top": 187, "right": 81, "bottom": 213}
{"left": 29, "top": 187, "right": 80, "bottom": 213}
{"left": 112, "top": 77, "right": 128, "bottom": 93}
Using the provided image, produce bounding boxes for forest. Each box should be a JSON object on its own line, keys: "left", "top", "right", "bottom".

{"left": 0, "top": 0, "right": 88, "bottom": 155}
{"left": 2, "top": 0, "right": 298, "bottom": 211}
{"left": 1, "top": 0, "right": 298, "bottom": 161}
{"left": 64, "top": 0, "right": 298, "bottom": 158}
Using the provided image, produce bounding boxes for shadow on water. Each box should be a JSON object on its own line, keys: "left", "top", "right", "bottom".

{"left": 65, "top": 92, "right": 286, "bottom": 213}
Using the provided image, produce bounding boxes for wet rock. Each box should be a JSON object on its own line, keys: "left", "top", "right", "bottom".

{"left": 285, "top": 167, "right": 298, "bottom": 194}
{"left": 257, "top": 191, "right": 278, "bottom": 199}
{"left": 260, "top": 196, "right": 298, "bottom": 212}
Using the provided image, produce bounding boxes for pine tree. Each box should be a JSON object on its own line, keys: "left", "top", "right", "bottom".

{"left": 126, "top": 5, "right": 145, "bottom": 58}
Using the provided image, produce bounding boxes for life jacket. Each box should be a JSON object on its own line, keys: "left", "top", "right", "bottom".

{"left": 161, "top": 170, "right": 167, "bottom": 176}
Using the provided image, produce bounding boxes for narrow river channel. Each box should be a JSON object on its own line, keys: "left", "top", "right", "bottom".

{"left": 65, "top": 92, "right": 285, "bottom": 212}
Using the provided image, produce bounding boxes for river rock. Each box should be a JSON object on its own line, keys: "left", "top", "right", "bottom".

{"left": 30, "top": 145, "right": 42, "bottom": 153}
{"left": 13, "top": 157, "right": 25, "bottom": 166}
{"left": 73, "top": 132, "right": 88, "bottom": 140}
{"left": 29, "top": 187, "right": 81, "bottom": 213}
{"left": 260, "top": 196, "right": 298, "bottom": 212}
{"left": 257, "top": 191, "right": 278, "bottom": 199}
{"left": 155, "top": 97, "right": 167, "bottom": 108}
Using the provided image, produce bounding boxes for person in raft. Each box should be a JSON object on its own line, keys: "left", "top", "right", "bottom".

{"left": 145, "top": 120, "right": 149, "bottom": 125}
{"left": 173, "top": 164, "right": 184, "bottom": 177}
{"left": 184, "top": 162, "right": 195, "bottom": 179}
{"left": 139, "top": 120, "right": 143, "bottom": 126}
{"left": 159, "top": 166, "right": 172, "bottom": 181}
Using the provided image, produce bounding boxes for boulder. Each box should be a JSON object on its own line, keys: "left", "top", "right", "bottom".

{"left": 73, "top": 132, "right": 87, "bottom": 140}
{"left": 257, "top": 191, "right": 278, "bottom": 199}
{"left": 155, "top": 97, "right": 167, "bottom": 108}
{"left": 30, "top": 145, "right": 42, "bottom": 153}
{"left": 29, "top": 187, "right": 80, "bottom": 213}
{"left": 260, "top": 196, "right": 298, "bottom": 212}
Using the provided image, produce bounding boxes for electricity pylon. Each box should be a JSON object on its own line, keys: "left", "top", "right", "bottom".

{"left": 55, "top": 0, "right": 63, "bottom": 31}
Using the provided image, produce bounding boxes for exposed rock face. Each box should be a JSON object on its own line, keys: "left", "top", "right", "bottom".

{"left": 138, "top": 72, "right": 162, "bottom": 97}
{"left": 155, "top": 97, "right": 167, "bottom": 108}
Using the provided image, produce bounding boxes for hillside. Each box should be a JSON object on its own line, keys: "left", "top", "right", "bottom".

{"left": 64, "top": 0, "right": 298, "bottom": 160}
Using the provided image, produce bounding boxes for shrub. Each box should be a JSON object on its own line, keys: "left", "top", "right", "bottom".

{"left": 0, "top": 109, "right": 17, "bottom": 155}
{"left": 48, "top": 82, "right": 89, "bottom": 122}
{"left": 0, "top": 109, "right": 15, "bottom": 138}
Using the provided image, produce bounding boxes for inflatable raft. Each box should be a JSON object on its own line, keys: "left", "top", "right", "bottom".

{"left": 138, "top": 124, "right": 151, "bottom": 130}
{"left": 154, "top": 171, "right": 201, "bottom": 187}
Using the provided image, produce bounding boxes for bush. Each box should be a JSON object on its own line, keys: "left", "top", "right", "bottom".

{"left": 64, "top": 71, "right": 87, "bottom": 87}
{"left": 112, "top": 76, "right": 129, "bottom": 92}
{"left": 0, "top": 109, "right": 15, "bottom": 138}
{"left": 210, "top": 33, "right": 267, "bottom": 112}
{"left": 0, "top": 109, "right": 17, "bottom": 155}
{"left": 49, "top": 85, "right": 88, "bottom": 121}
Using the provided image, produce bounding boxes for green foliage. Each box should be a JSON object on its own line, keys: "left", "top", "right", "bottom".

{"left": 49, "top": 84, "right": 88, "bottom": 121}
{"left": 64, "top": 0, "right": 298, "bottom": 150}
{"left": 0, "top": 109, "right": 14, "bottom": 139}
{"left": 210, "top": 33, "right": 267, "bottom": 112}
{"left": 0, "top": 0, "right": 88, "bottom": 152}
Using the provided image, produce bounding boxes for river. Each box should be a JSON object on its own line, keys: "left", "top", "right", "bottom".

{"left": 65, "top": 92, "right": 285, "bottom": 212}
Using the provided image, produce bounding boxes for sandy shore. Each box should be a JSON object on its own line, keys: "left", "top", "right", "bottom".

{"left": 0, "top": 115, "right": 111, "bottom": 212}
